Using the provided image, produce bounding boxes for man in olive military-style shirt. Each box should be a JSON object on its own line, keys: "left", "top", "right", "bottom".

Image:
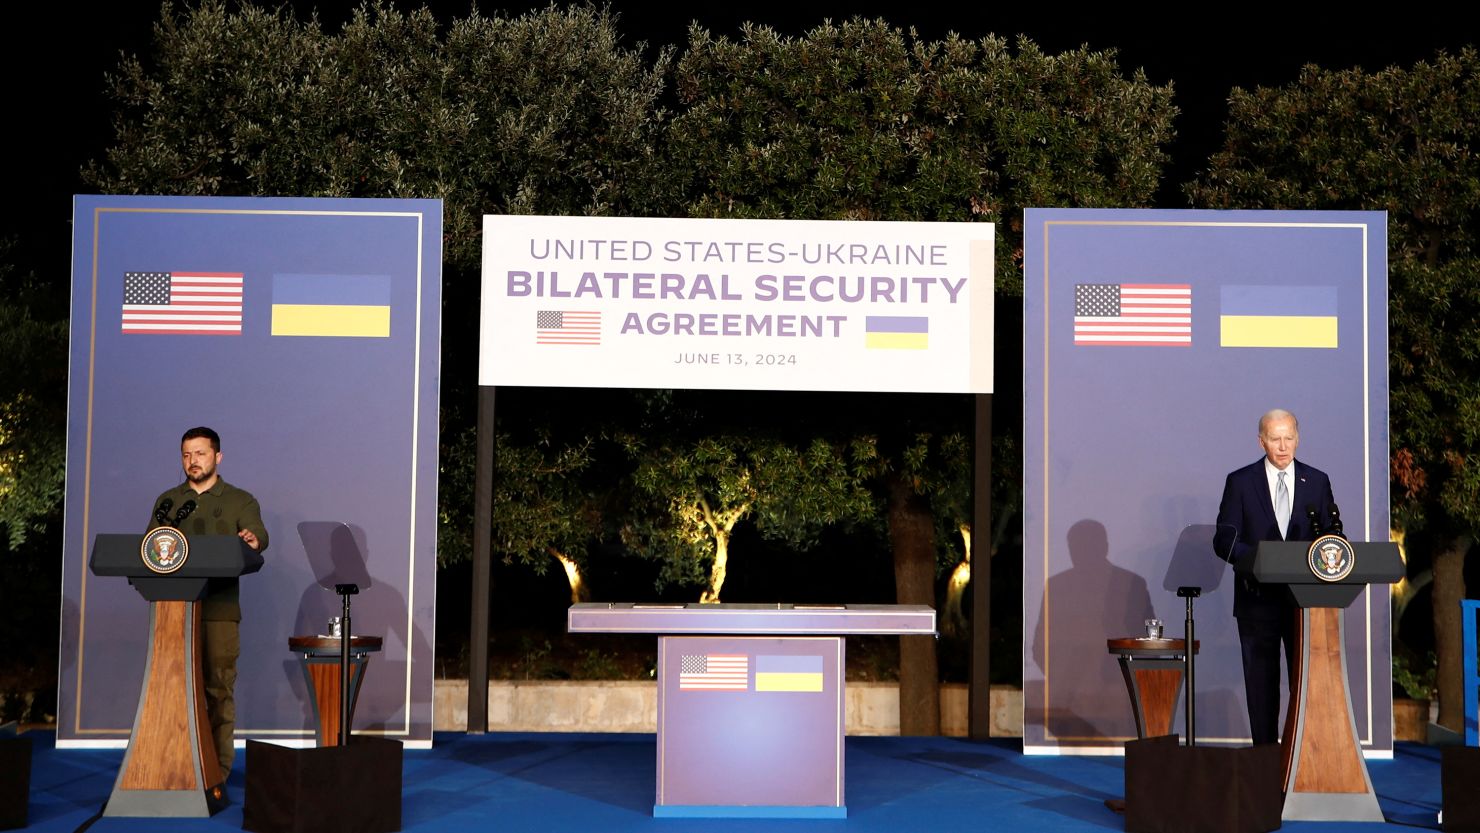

{"left": 147, "top": 426, "right": 267, "bottom": 778}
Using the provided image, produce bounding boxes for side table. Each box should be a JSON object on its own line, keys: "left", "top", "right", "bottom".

{"left": 287, "top": 635, "right": 383, "bottom": 746}
{"left": 1106, "top": 637, "right": 1198, "bottom": 740}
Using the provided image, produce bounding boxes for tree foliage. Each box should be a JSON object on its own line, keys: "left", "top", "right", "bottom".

{"left": 489, "top": 434, "right": 601, "bottom": 570}
{"left": 861, "top": 431, "right": 971, "bottom": 566}
{"left": 623, "top": 434, "right": 875, "bottom": 601}
{"left": 670, "top": 20, "right": 1177, "bottom": 293}
{"left": 438, "top": 429, "right": 603, "bottom": 583}
{"left": 86, "top": 0, "right": 676, "bottom": 273}
{"left": 1189, "top": 49, "right": 1480, "bottom": 264}
{"left": 1389, "top": 258, "right": 1480, "bottom": 536}
{"left": 0, "top": 241, "right": 68, "bottom": 548}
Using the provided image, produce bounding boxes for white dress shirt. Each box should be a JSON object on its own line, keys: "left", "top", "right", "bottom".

{"left": 1264, "top": 458, "right": 1294, "bottom": 539}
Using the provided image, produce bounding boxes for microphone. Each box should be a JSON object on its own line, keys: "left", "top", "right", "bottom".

{"left": 1328, "top": 504, "right": 1345, "bottom": 538}
{"left": 1305, "top": 505, "right": 1323, "bottom": 537}
{"left": 173, "top": 500, "right": 198, "bottom": 526}
{"left": 153, "top": 498, "right": 174, "bottom": 526}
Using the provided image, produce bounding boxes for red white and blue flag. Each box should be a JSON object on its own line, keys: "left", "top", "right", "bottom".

{"left": 536, "top": 310, "right": 601, "bottom": 345}
{"left": 1073, "top": 283, "right": 1191, "bottom": 346}
{"left": 679, "top": 654, "right": 748, "bottom": 691}
{"left": 122, "top": 271, "right": 244, "bottom": 335}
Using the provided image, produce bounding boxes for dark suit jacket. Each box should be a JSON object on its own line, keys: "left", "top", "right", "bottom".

{"left": 1214, "top": 458, "right": 1335, "bottom": 621}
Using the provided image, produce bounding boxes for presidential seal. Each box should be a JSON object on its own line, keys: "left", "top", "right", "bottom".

{"left": 141, "top": 526, "right": 189, "bottom": 574}
{"left": 1307, "top": 534, "right": 1354, "bottom": 582}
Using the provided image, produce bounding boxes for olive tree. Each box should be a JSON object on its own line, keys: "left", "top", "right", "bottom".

{"left": 623, "top": 434, "right": 875, "bottom": 603}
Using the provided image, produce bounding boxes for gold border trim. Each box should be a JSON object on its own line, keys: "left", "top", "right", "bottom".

{"left": 71, "top": 204, "right": 431, "bottom": 736}
{"left": 1037, "top": 217, "right": 1381, "bottom": 747}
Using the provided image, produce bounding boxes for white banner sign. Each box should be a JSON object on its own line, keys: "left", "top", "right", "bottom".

{"left": 480, "top": 215, "right": 994, "bottom": 393}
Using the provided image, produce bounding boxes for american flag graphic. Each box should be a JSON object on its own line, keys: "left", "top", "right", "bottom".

{"left": 536, "top": 310, "right": 601, "bottom": 345}
{"left": 1073, "top": 283, "right": 1191, "bottom": 346}
{"left": 678, "top": 654, "right": 748, "bottom": 691}
{"left": 122, "top": 271, "right": 244, "bottom": 335}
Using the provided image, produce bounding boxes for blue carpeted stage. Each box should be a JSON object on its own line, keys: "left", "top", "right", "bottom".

{"left": 20, "top": 732, "right": 1444, "bottom": 832}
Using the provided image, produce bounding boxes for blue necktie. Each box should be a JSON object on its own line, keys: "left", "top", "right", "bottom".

{"left": 1276, "top": 471, "right": 1291, "bottom": 538}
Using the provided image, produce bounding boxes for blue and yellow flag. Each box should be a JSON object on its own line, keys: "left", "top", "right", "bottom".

{"left": 1219, "top": 285, "right": 1337, "bottom": 348}
{"left": 754, "top": 654, "right": 824, "bottom": 692}
{"left": 271, "top": 274, "right": 392, "bottom": 337}
{"left": 865, "top": 316, "right": 928, "bottom": 350}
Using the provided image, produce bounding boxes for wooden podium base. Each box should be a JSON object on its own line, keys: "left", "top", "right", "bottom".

{"left": 106, "top": 600, "right": 225, "bottom": 817}
{"left": 1280, "top": 607, "right": 1381, "bottom": 822}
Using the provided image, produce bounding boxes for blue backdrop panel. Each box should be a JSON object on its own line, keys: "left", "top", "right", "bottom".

{"left": 1023, "top": 209, "right": 1391, "bottom": 752}
{"left": 60, "top": 195, "right": 442, "bottom": 746}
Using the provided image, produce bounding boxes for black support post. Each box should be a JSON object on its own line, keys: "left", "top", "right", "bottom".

{"left": 468, "top": 385, "right": 496, "bottom": 734}
{"left": 969, "top": 393, "right": 993, "bottom": 739}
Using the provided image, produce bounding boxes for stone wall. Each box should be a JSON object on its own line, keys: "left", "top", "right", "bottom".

{"left": 434, "top": 679, "right": 1024, "bottom": 736}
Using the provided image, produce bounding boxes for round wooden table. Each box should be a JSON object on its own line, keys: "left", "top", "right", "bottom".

{"left": 1106, "top": 637, "right": 1198, "bottom": 740}
{"left": 288, "top": 635, "right": 383, "bottom": 747}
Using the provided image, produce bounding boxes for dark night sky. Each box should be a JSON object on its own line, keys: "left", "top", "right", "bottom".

{"left": 5, "top": 2, "right": 1471, "bottom": 276}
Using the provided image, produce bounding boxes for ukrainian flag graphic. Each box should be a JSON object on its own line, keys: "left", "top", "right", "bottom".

{"left": 271, "top": 274, "right": 392, "bottom": 338}
{"left": 754, "top": 654, "right": 824, "bottom": 692}
{"left": 865, "top": 316, "right": 928, "bottom": 349}
{"left": 1219, "top": 285, "right": 1337, "bottom": 348}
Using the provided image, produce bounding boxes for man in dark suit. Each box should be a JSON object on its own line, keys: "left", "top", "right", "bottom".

{"left": 1214, "top": 409, "right": 1336, "bottom": 745}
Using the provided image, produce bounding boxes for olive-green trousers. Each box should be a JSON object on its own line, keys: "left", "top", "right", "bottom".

{"left": 202, "top": 619, "right": 239, "bottom": 776}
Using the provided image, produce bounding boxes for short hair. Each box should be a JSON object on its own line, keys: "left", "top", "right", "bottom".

{"left": 181, "top": 426, "right": 221, "bottom": 452}
{"left": 1258, "top": 409, "right": 1298, "bottom": 436}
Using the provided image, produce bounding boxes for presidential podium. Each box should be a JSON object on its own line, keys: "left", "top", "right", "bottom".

{"left": 569, "top": 603, "right": 935, "bottom": 818}
{"left": 1243, "top": 537, "right": 1401, "bottom": 822}
{"left": 89, "top": 532, "right": 264, "bottom": 817}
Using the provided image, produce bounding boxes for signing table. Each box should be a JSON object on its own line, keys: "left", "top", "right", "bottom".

{"left": 568, "top": 602, "right": 936, "bottom": 818}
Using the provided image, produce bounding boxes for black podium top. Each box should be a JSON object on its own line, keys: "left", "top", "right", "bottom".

{"left": 90, "top": 533, "right": 264, "bottom": 602}
{"left": 1245, "top": 539, "right": 1402, "bottom": 608}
